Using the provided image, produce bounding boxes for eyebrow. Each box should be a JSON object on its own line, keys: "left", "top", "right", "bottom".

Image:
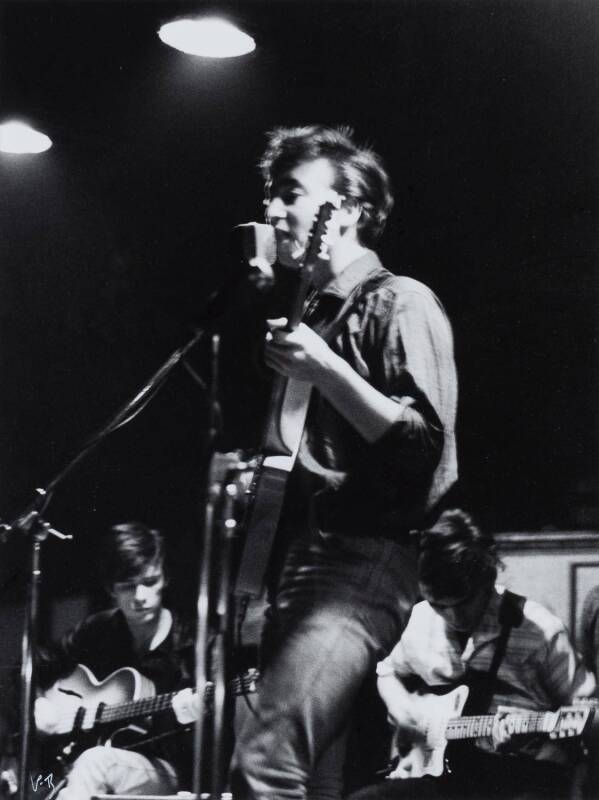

{"left": 114, "top": 573, "right": 161, "bottom": 586}
{"left": 270, "top": 176, "right": 303, "bottom": 194}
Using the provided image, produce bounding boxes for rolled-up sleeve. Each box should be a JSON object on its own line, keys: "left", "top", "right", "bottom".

{"left": 364, "top": 284, "right": 458, "bottom": 510}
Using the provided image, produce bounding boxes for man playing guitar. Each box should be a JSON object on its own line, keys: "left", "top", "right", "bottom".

{"left": 231, "top": 125, "right": 458, "bottom": 799}
{"left": 350, "top": 509, "right": 597, "bottom": 800}
{"left": 34, "top": 522, "right": 198, "bottom": 798}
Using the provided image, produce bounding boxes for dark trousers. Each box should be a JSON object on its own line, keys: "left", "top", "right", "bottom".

{"left": 231, "top": 531, "right": 419, "bottom": 800}
{"left": 346, "top": 752, "right": 574, "bottom": 800}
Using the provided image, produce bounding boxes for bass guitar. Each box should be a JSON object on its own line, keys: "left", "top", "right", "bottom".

{"left": 234, "top": 197, "right": 338, "bottom": 599}
{"left": 388, "top": 684, "right": 595, "bottom": 779}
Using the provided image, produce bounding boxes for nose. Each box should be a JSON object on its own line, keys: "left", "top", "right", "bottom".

{"left": 134, "top": 584, "right": 149, "bottom": 603}
{"left": 265, "top": 195, "right": 286, "bottom": 224}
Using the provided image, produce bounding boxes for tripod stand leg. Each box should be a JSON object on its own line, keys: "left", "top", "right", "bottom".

{"left": 191, "top": 475, "right": 219, "bottom": 798}
{"left": 210, "top": 481, "right": 239, "bottom": 798}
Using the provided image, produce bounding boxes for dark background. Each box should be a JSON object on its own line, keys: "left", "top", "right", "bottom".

{"left": 0, "top": 0, "right": 598, "bottom": 601}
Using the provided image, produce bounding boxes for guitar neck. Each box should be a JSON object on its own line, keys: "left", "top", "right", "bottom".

{"left": 445, "top": 711, "right": 553, "bottom": 741}
{"left": 96, "top": 672, "right": 253, "bottom": 727}
{"left": 286, "top": 273, "right": 313, "bottom": 331}
{"left": 97, "top": 689, "right": 180, "bottom": 726}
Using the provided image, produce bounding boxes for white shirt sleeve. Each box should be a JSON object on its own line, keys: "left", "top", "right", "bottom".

{"left": 376, "top": 606, "right": 420, "bottom": 678}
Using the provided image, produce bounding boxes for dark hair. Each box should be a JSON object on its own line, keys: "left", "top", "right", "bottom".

{"left": 100, "top": 521, "right": 164, "bottom": 588}
{"left": 260, "top": 124, "right": 394, "bottom": 248}
{"left": 418, "top": 509, "right": 500, "bottom": 599}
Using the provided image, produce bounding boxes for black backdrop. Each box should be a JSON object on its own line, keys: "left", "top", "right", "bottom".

{"left": 0, "top": 0, "right": 598, "bottom": 601}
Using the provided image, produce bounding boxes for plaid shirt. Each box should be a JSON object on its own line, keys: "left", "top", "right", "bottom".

{"left": 294, "top": 251, "right": 458, "bottom": 536}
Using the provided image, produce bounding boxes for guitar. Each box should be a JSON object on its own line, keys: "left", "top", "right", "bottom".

{"left": 389, "top": 685, "right": 595, "bottom": 779}
{"left": 234, "top": 197, "right": 339, "bottom": 599}
{"left": 39, "top": 663, "right": 259, "bottom": 740}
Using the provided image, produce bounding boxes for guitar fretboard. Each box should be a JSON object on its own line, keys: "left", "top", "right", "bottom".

{"left": 445, "top": 711, "right": 552, "bottom": 740}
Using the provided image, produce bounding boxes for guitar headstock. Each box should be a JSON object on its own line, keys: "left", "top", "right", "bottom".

{"left": 549, "top": 703, "right": 595, "bottom": 739}
{"left": 300, "top": 191, "right": 343, "bottom": 278}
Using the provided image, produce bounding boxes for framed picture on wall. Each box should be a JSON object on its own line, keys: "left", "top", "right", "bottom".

{"left": 570, "top": 561, "right": 599, "bottom": 643}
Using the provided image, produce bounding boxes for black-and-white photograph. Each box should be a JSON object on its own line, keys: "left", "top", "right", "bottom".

{"left": 1, "top": 1, "right": 598, "bottom": 798}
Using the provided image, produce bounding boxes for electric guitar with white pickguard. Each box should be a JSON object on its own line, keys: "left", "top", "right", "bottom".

{"left": 388, "top": 685, "right": 595, "bottom": 780}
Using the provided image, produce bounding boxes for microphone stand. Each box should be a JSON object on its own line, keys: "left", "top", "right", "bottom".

{"left": 2, "top": 326, "right": 205, "bottom": 800}
{"left": 2, "top": 249, "right": 274, "bottom": 800}
{"left": 190, "top": 332, "right": 246, "bottom": 799}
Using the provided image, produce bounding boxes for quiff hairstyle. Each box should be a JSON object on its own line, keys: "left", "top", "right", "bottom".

{"left": 260, "top": 124, "right": 394, "bottom": 248}
{"left": 100, "top": 521, "right": 164, "bottom": 589}
{"left": 418, "top": 509, "right": 501, "bottom": 600}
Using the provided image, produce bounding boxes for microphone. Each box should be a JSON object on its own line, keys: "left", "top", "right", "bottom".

{"left": 233, "top": 222, "right": 276, "bottom": 286}
{"left": 192, "top": 223, "right": 276, "bottom": 327}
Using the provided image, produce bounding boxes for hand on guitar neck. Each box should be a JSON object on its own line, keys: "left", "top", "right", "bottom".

{"left": 492, "top": 704, "right": 532, "bottom": 751}
{"left": 170, "top": 687, "right": 200, "bottom": 725}
{"left": 265, "top": 318, "right": 337, "bottom": 386}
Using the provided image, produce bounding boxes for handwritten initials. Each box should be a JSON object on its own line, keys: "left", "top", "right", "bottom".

{"left": 30, "top": 773, "right": 55, "bottom": 792}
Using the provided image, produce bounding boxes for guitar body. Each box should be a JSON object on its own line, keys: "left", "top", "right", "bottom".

{"left": 263, "top": 377, "right": 313, "bottom": 457}
{"left": 235, "top": 378, "right": 312, "bottom": 598}
{"left": 390, "top": 685, "right": 469, "bottom": 779}
{"left": 31, "top": 664, "right": 259, "bottom": 798}
{"left": 41, "top": 664, "right": 156, "bottom": 735}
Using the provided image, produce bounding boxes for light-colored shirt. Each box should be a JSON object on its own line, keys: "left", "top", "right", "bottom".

{"left": 378, "top": 585, "right": 596, "bottom": 763}
{"left": 580, "top": 584, "right": 599, "bottom": 675}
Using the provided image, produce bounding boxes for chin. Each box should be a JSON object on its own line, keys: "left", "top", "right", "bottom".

{"left": 131, "top": 609, "right": 157, "bottom": 623}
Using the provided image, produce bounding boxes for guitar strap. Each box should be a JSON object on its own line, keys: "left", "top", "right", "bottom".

{"left": 307, "top": 266, "right": 395, "bottom": 343}
{"left": 488, "top": 589, "right": 525, "bottom": 681}
{"left": 465, "top": 589, "right": 525, "bottom": 714}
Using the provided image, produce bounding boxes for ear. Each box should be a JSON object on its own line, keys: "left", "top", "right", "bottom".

{"left": 336, "top": 199, "right": 362, "bottom": 229}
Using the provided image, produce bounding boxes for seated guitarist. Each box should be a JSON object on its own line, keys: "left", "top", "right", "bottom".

{"left": 349, "top": 509, "right": 596, "bottom": 800}
{"left": 34, "top": 522, "right": 198, "bottom": 799}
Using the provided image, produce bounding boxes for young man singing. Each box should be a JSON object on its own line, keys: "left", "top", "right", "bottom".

{"left": 232, "top": 125, "right": 458, "bottom": 799}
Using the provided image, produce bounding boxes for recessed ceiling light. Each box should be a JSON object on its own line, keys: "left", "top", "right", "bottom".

{"left": 158, "top": 17, "right": 255, "bottom": 58}
{"left": 0, "top": 121, "right": 52, "bottom": 154}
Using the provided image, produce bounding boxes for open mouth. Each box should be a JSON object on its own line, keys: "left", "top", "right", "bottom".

{"left": 275, "top": 229, "right": 305, "bottom": 260}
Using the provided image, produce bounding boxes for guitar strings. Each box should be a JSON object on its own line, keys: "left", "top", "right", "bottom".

{"left": 52, "top": 669, "right": 259, "bottom": 733}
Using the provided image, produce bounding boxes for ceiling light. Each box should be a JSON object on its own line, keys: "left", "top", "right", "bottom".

{"left": 0, "top": 121, "right": 52, "bottom": 154}
{"left": 158, "top": 17, "right": 255, "bottom": 58}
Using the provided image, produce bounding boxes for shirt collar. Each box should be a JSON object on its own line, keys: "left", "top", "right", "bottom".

{"left": 318, "top": 250, "right": 383, "bottom": 300}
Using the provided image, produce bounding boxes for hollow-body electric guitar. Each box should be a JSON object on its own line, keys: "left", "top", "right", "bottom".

{"left": 389, "top": 684, "right": 595, "bottom": 780}
{"left": 234, "top": 198, "right": 338, "bottom": 599}
{"left": 40, "top": 662, "right": 259, "bottom": 742}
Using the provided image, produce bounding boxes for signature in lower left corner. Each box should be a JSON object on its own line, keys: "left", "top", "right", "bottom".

{"left": 30, "top": 772, "right": 55, "bottom": 793}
